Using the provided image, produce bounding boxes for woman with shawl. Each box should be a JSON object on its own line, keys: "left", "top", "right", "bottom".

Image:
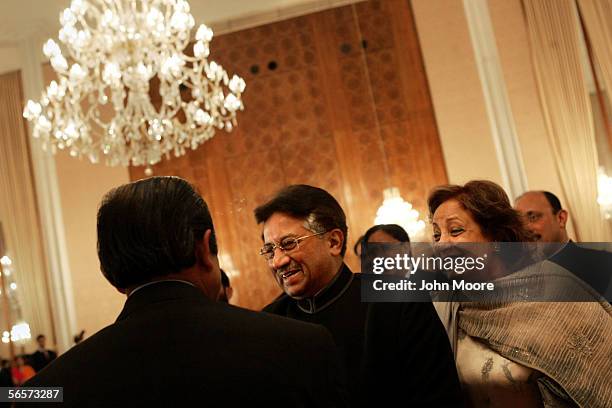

{"left": 428, "top": 180, "right": 611, "bottom": 408}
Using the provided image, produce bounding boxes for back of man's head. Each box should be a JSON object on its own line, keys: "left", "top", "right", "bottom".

{"left": 541, "top": 191, "right": 562, "bottom": 214}
{"left": 97, "top": 176, "right": 217, "bottom": 290}
{"left": 254, "top": 184, "right": 348, "bottom": 256}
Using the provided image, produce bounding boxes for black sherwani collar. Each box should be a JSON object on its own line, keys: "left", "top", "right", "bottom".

{"left": 296, "top": 263, "right": 354, "bottom": 314}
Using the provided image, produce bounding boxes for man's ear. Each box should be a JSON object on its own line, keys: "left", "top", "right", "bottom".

{"left": 195, "top": 229, "right": 215, "bottom": 272}
{"left": 328, "top": 229, "right": 344, "bottom": 256}
{"left": 557, "top": 209, "right": 568, "bottom": 229}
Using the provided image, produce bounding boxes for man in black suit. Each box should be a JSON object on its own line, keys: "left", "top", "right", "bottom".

{"left": 0, "top": 359, "right": 12, "bottom": 387}
{"left": 23, "top": 177, "right": 347, "bottom": 407}
{"left": 254, "top": 185, "right": 463, "bottom": 407}
{"left": 515, "top": 190, "right": 612, "bottom": 297}
{"left": 29, "top": 334, "right": 57, "bottom": 372}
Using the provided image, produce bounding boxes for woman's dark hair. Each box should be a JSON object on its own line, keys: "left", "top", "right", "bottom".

{"left": 353, "top": 236, "right": 364, "bottom": 257}
{"left": 254, "top": 184, "right": 348, "bottom": 256}
{"left": 363, "top": 224, "right": 410, "bottom": 243}
{"left": 97, "top": 176, "right": 217, "bottom": 289}
{"left": 427, "top": 180, "right": 532, "bottom": 243}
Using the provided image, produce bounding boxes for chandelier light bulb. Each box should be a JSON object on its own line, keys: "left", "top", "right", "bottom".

{"left": 70, "top": 0, "right": 86, "bottom": 14}
{"left": 374, "top": 187, "right": 426, "bottom": 239}
{"left": 43, "top": 39, "right": 61, "bottom": 58}
{"left": 196, "top": 24, "right": 213, "bottom": 42}
{"left": 9, "top": 322, "right": 32, "bottom": 344}
{"left": 24, "top": 0, "right": 245, "bottom": 168}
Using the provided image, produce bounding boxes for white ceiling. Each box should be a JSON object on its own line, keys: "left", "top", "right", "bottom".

{"left": 0, "top": 0, "right": 347, "bottom": 46}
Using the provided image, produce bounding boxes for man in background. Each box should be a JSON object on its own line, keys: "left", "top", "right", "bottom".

{"left": 515, "top": 190, "right": 611, "bottom": 297}
{"left": 515, "top": 191, "right": 570, "bottom": 245}
{"left": 23, "top": 177, "right": 346, "bottom": 407}
{"left": 30, "top": 334, "right": 57, "bottom": 372}
{"left": 255, "top": 184, "right": 462, "bottom": 407}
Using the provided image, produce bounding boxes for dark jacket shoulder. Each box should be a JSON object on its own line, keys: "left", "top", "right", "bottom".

{"left": 263, "top": 292, "right": 291, "bottom": 313}
{"left": 549, "top": 242, "right": 612, "bottom": 296}
{"left": 23, "top": 282, "right": 347, "bottom": 407}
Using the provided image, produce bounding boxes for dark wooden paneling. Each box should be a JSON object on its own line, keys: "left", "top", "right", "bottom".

{"left": 129, "top": 0, "right": 447, "bottom": 310}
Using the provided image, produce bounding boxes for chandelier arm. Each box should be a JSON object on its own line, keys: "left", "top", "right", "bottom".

{"left": 83, "top": 1, "right": 103, "bottom": 22}
{"left": 112, "top": 0, "right": 124, "bottom": 15}
{"left": 76, "top": 9, "right": 97, "bottom": 32}
{"left": 182, "top": 54, "right": 208, "bottom": 65}
{"left": 181, "top": 81, "right": 196, "bottom": 90}
{"left": 88, "top": 108, "right": 109, "bottom": 131}
{"left": 161, "top": 102, "right": 184, "bottom": 121}
{"left": 140, "top": 0, "right": 150, "bottom": 14}
{"left": 163, "top": 1, "right": 172, "bottom": 21}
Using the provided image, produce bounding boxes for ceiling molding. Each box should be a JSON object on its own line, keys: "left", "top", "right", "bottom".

{"left": 0, "top": 0, "right": 364, "bottom": 48}
{"left": 209, "top": 0, "right": 364, "bottom": 36}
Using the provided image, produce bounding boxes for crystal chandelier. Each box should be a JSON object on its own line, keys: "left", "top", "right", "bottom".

{"left": 374, "top": 187, "right": 426, "bottom": 239}
{"left": 23, "top": 0, "right": 246, "bottom": 172}
{"left": 1, "top": 322, "right": 32, "bottom": 345}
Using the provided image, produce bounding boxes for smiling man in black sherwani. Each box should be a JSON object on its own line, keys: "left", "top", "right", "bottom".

{"left": 255, "top": 184, "right": 463, "bottom": 407}
{"left": 22, "top": 177, "right": 347, "bottom": 407}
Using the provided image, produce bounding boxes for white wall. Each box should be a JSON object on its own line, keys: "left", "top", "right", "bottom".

{"left": 54, "top": 151, "right": 128, "bottom": 338}
{"left": 40, "top": 64, "right": 129, "bottom": 340}
{"left": 412, "top": 0, "right": 504, "bottom": 186}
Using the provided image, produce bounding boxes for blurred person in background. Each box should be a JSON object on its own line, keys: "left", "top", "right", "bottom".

{"left": 30, "top": 334, "right": 57, "bottom": 372}
{"left": 362, "top": 224, "right": 410, "bottom": 244}
{"left": 353, "top": 224, "right": 410, "bottom": 257}
{"left": 217, "top": 269, "right": 233, "bottom": 303}
{"left": 11, "top": 355, "right": 35, "bottom": 386}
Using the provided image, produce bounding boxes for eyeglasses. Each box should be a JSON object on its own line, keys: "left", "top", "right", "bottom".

{"left": 523, "top": 212, "right": 543, "bottom": 223}
{"left": 259, "top": 231, "right": 326, "bottom": 261}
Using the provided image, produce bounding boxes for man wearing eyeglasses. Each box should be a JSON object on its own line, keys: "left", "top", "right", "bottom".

{"left": 515, "top": 190, "right": 612, "bottom": 298}
{"left": 255, "top": 184, "right": 463, "bottom": 407}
